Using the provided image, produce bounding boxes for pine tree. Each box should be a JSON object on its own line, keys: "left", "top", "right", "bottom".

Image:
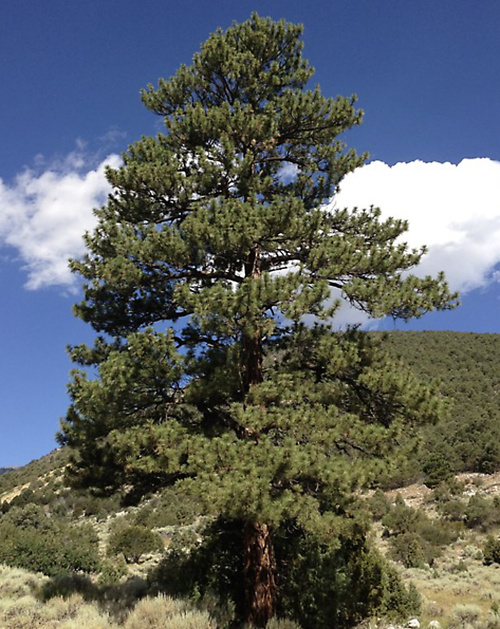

{"left": 59, "top": 14, "right": 457, "bottom": 627}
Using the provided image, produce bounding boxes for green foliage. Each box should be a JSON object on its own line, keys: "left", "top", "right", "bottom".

{"left": 464, "top": 494, "right": 500, "bottom": 531}
{"left": 448, "top": 604, "right": 482, "bottom": 629}
{"left": 483, "top": 535, "right": 500, "bottom": 566}
{"left": 388, "top": 532, "right": 431, "bottom": 569}
{"left": 382, "top": 497, "right": 460, "bottom": 568}
{"left": 122, "top": 595, "right": 217, "bottom": 629}
{"left": 436, "top": 499, "right": 466, "bottom": 522}
{"left": 130, "top": 488, "right": 204, "bottom": 528}
{"left": 274, "top": 522, "right": 420, "bottom": 628}
{"left": 422, "top": 449, "right": 455, "bottom": 488}
{"left": 0, "top": 449, "right": 69, "bottom": 496}
{"left": 151, "top": 518, "right": 244, "bottom": 623}
{"left": 367, "top": 489, "right": 392, "bottom": 520}
{"left": 264, "top": 620, "right": 302, "bottom": 629}
{"left": 60, "top": 11, "right": 454, "bottom": 512}
{"left": 380, "top": 331, "right": 500, "bottom": 477}
{"left": 98, "top": 557, "right": 129, "bottom": 585}
{"left": 0, "top": 504, "right": 100, "bottom": 576}
{"left": 108, "top": 525, "right": 164, "bottom": 563}
{"left": 431, "top": 477, "right": 467, "bottom": 501}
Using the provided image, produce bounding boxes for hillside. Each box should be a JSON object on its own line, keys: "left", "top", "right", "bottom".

{"left": 0, "top": 449, "right": 68, "bottom": 497}
{"left": 380, "top": 331, "right": 500, "bottom": 480}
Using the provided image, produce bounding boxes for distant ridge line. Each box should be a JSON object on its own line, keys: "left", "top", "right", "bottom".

{"left": 0, "top": 468, "right": 17, "bottom": 475}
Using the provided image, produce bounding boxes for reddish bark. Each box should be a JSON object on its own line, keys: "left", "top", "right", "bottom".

{"left": 243, "top": 520, "right": 277, "bottom": 628}
{"left": 241, "top": 247, "right": 276, "bottom": 626}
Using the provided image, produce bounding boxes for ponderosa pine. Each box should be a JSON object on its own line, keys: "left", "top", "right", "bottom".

{"left": 59, "top": 14, "right": 457, "bottom": 627}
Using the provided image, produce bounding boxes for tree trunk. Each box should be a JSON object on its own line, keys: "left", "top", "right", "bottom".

{"left": 242, "top": 246, "right": 275, "bottom": 626}
{"left": 242, "top": 331, "right": 263, "bottom": 393}
{"left": 242, "top": 244, "right": 263, "bottom": 394}
{"left": 244, "top": 520, "right": 277, "bottom": 628}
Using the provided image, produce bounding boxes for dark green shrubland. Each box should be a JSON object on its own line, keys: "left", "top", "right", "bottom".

{"left": 382, "top": 496, "right": 460, "bottom": 568}
{"left": 0, "top": 503, "right": 99, "bottom": 576}
{"left": 381, "top": 331, "right": 500, "bottom": 479}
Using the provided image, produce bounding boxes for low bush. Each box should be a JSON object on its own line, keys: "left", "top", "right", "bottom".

{"left": 431, "top": 477, "right": 467, "bottom": 503}
{"left": 108, "top": 525, "right": 164, "bottom": 563}
{"left": 448, "top": 603, "right": 481, "bottom": 629}
{"left": 275, "top": 522, "right": 421, "bottom": 629}
{"left": 0, "top": 504, "right": 100, "bottom": 576}
{"left": 464, "top": 494, "right": 500, "bottom": 531}
{"left": 388, "top": 531, "right": 430, "bottom": 568}
{"left": 483, "top": 535, "right": 500, "bottom": 566}
{"left": 436, "top": 499, "right": 466, "bottom": 522}
{"left": 367, "top": 489, "right": 392, "bottom": 520}
{"left": 422, "top": 450, "right": 455, "bottom": 488}
{"left": 98, "top": 558, "right": 129, "bottom": 585}
{"left": 382, "top": 497, "right": 460, "bottom": 568}
{"left": 130, "top": 488, "right": 203, "bottom": 528}
{"left": 123, "top": 595, "right": 216, "bottom": 629}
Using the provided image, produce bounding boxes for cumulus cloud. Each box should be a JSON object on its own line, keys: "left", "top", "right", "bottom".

{"left": 1, "top": 151, "right": 499, "bottom": 302}
{"left": 0, "top": 148, "right": 121, "bottom": 289}
{"left": 333, "top": 158, "right": 500, "bottom": 294}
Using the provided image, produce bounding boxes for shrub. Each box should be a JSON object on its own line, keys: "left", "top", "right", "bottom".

{"left": 382, "top": 496, "right": 420, "bottom": 536}
{"left": 1, "top": 502, "right": 51, "bottom": 530}
{"left": 0, "top": 505, "right": 100, "bottom": 575}
{"left": 131, "top": 488, "right": 204, "bottom": 528}
{"left": 275, "top": 523, "right": 421, "bottom": 629}
{"left": 151, "top": 518, "right": 243, "bottom": 626}
{"left": 265, "top": 620, "right": 302, "bottom": 629}
{"left": 437, "top": 499, "right": 466, "bottom": 522}
{"left": 483, "top": 536, "right": 500, "bottom": 566}
{"left": 382, "top": 498, "right": 460, "bottom": 568}
{"left": 449, "top": 603, "right": 481, "bottom": 629}
{"left": 388, "top": 532, "right": 430, "bottom": 568}
{"left": 422, "top": 450, "right": 454, "bottom": 488}
{"left": 367, "top": 489, "right": 392, "bottom": 520}
{"left": 464, "top": 494, "right": 500, "bottom": 531}
{"left": 431, "top": 477, "right": 466, "bottom": 503}
{"left": 108, "top": 525, "right": 164, "bottom": 563}
{"left": 98, "top": 558, "right": 129, "bottom": 585}
{"left": 123, "top": 595, "right": 216, "bottom": 629}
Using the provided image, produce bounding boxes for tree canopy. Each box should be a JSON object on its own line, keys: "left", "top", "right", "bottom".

{"left": 59, "top": 14, "right": 457, "bottom": 627}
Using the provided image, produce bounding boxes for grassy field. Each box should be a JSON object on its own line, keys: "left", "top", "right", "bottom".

{"left": 0, "top": 564, "right": 221, "bottom": 629}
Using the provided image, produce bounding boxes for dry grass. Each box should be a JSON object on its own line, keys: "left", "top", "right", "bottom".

{"left": 0, "top": 566, "right": 117, "bottom": 628}
{"left": 123, "top": 595, "right": 216, "bottom": 629}
{"left": 0, "top": 565, "right": 219, "bottom": 629}
{"left": 396, "top": 528, "right": 500, "bottom": 627}
{"left": 369, "top": 474, "right": 500, "bottom": 628}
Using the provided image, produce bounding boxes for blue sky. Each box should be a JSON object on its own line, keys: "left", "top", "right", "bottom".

{"left": 1, "top": 0, "right": 499, "bottom": 466}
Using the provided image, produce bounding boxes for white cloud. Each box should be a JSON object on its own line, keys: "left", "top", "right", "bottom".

{"left": 277, "top": 162, "right": 299, "bottom": 183}
{"left": 333, "top": 158, "right": 500, "bottom": 294}
{"left": 0, "top": 150, "right": 121, "bottom": 289}
{"left": 1, "top": 151, "right": 499, "bottom": 305}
